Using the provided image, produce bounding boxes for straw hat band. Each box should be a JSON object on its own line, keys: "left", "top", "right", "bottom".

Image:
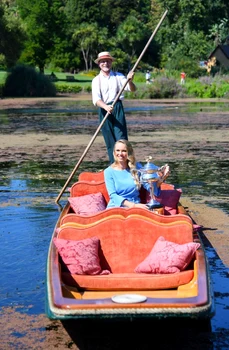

{"left": 95, "top": 51, "right": 115, "bottom": 64}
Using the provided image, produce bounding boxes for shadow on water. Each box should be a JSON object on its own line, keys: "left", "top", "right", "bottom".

{"left": 61, "top": 317, "right": 213, "bottom": 350}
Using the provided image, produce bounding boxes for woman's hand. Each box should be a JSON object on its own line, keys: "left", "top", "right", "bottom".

{"left": 123, "top": 200, "right": 148, "bottom": 209}
{"left": 122, "top": 199, "right": 149, "bottom": 209}
{"left": 134, "top": 203, "right": 149, "bottom": 209}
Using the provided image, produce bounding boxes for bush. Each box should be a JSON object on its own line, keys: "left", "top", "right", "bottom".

{"left": 55, "top": 84, "right": 82, "bottom": 94}
{"left": 3, "top": 64, "right": 56, "bottom": 97}
{"left": 85, "top": 85, "right": 91, "bottom": 93}
{"left": 144, "top": 77, "right": 185, "bottom": 98}
{"left": 186, "top": 75, "right": 229, "bottom": 98}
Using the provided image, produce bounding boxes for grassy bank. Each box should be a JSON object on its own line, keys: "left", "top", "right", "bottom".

{"left": 2, "top": 68, "right": 229, "bottom": 99}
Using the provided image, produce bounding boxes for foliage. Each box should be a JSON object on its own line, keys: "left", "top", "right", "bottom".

{"left": 9, "top": 0, "right": 228, "bottom": 75}
{"left": 208, "top": 18, "right": 229, "bottom": 46}
{"left": 3, "top": 64, "right": 56, "bottom": 97}
{"left": 47, "top": 37, "right": 78, "bottom": 73}
{"left": 163, "top": 30, "right": 212, "bottom": 76}
{"left": 166, "top": 55, "right": 208, "bottom": 78}
{"left": 128, "top": 73, "right": 229, "bottom": 99}
{"left": 116, "top": 15, "right": 147, "bottom": 67}
{"left": 55, "top": 84, "right": 82, "bottom": 94}
{"left": 0, "top": 54, "right": 5, "bottom": 69}
{"left": 3, "top": 61, "right": 229, "bottom": 99}
{"left": 64, "top": 0, "right": 148, "bottom": 36}
{"left": 16, "top": 0, "right": 69, "bottom": 73}
{"left": 126, "top": 76, "right": 186, "bottom": 99}
{"left": 186, "top": 75, "right": 229, "bottom": 98}
{"left": 149, "top": 0, "right": 226, "bottom": 73}
{"left": 147, "top": 77, "right": 185, "bottom": 98}
{"left": 1, "top": 0, "right": 228, "bottom": 76}
{"left": 73, "top": 22, "right": 108, "bottom": 71}
{"left": 0, "top": 83, "right": 3, "bottom": 97}
{"left": 0, "top": 3, "right": 26, "bottom": 68}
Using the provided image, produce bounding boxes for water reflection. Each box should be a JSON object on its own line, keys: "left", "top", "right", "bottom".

{"left": 1, "top": 158, "right": 228, "bottom": 215}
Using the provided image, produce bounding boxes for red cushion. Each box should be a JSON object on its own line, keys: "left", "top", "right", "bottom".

{"left": 135, "top": 236, "right": 200, "bottom": 274}
{"left": 53, "top": 236, "right": 110, "bottom": 275}
{"left": 155, "top": 188, "right": 182, "bottom": 215}
{"left": 68, "top": 192, "right": 106, "bottom": 215}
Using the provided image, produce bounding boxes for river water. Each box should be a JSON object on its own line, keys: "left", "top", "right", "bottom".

{"left": 0, "top": 99, "right": 228, "bottom": 349}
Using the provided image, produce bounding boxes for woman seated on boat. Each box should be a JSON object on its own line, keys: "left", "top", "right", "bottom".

{"left": 104, "top": 139, "right": 169, "bottom": 209}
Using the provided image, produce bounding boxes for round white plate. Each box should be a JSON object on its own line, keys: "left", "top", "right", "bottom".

{"left": 111, "top": 294, "right": 147, "bottom": 304}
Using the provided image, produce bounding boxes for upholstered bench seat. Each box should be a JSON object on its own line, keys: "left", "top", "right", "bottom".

{"left": 61, "top": 270, "right": 194, "bottom": 291}
{"left": 55, "top": 212, "right": 198, "bottom": 292}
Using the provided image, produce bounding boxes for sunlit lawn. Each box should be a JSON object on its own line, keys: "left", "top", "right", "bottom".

{"left": 0, "top": 69, "right": 145, "bottom": 87}
{"left": 0, "top": 71, "right": 7, "bottom": 84}
{"left": 0, "top": 69, "right": 94, "bottom": 88}
{"left": 0, "top": 69, "right": 147, "bottom": 95}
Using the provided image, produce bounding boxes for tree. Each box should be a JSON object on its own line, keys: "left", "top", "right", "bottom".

{"left": 116, "top": 15, "right": 147, "bottom": 69}
{"left": 0, "top": 2, "right": 26, "bottom": 68}
{"left": 17, "top": 0, "right": 68, "bottom": 73}
{"left": 149, "top": 0, "right": 219, "bottom": 68}
{"left": 7, "top": 0, "right": 228, "bottom": 73}
{"left": 73, "top": 22, "right": 108, "bottom": 71}
{"left": 64, "top": 0, "right": 151, "bottom": 35}
{"left": 208, "top": 19, "right": 229, "bottom": 46}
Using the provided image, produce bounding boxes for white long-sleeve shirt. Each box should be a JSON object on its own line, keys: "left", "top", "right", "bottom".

{"left": 92, "top": 71, "right": 132, "bottom": 106}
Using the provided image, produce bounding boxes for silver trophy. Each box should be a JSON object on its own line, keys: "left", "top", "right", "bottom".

{"left": 139, "top": 156, "right": 168, "bottom": 210}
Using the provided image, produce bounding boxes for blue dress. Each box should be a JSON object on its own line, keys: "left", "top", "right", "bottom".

{"left": 104, "top": 162, "right": 161, "bottom": 208}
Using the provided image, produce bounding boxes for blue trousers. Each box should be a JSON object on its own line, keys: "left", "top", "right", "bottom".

{"left": 99, "top": 100, "right": 128, "bottom": 163}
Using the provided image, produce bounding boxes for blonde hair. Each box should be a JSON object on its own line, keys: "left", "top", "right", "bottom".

{"left": 113, "top": 139, "right": 141, "bottom": 189}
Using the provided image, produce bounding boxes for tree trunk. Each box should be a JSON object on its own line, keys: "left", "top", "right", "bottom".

{"left": 82, "top": 48, "right": 88, "bottom": 71}
{"left": 39, "top": 66, "right": 45, "bottom": 74}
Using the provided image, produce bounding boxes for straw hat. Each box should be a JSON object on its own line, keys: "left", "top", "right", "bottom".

{"left": 94, "top": 51, "right": 115, "bottom": 64}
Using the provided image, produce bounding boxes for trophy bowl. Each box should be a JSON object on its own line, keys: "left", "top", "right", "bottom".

{"left": 139, "top": 156, "right": 163, "bottom": 210}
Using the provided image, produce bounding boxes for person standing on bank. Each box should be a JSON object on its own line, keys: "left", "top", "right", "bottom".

{"left": 145, "top": 70, "right": 151, "bottom": 84}
{"left": 92, "top": 51, "right": 137, "bottom": 163}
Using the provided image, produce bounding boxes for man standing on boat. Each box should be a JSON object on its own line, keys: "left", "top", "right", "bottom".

{"left": 92, "top": 51, "right": 137, "bottom": 163}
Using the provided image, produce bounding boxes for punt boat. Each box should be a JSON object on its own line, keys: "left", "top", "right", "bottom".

{"left": 46, "top": 169, "right": 214, "bottom": 321}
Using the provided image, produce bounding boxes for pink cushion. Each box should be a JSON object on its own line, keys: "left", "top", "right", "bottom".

{"left": 53, "top": 236, "right": 110, "bottom": 275}
{"left": 68, "top": 192, "right": 106, "bottom": 215}
{"left": 155, "top": 189, "right": 182, "bottom": 215}
{"left": 135, "top": 236, "right": 200, "bottom": 274}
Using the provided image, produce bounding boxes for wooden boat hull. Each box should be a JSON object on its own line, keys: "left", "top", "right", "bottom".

{"left": 46, "top": 173, "right": 214, "bottom": 321}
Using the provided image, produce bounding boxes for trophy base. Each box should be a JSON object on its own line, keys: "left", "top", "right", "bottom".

{"left": 147, "top": 198, "right": 161, "bottom": 207}
{"left": 147, "top": 201, "right": 164, "bottom": 215}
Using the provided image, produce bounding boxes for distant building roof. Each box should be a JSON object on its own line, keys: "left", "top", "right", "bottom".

{"left": 209, "top": 45, "right": 229, "bottom": 59}
{"left": 208, "top": 45, "right": 229, "bottom": 68}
